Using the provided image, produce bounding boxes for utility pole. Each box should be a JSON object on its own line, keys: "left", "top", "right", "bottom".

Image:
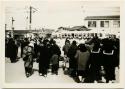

{"left": 28, "top": 6, "right": 37, "bottom": 30}
{"left": 5, "top": 24, "right": 7, "bottom": 30}
{"left": 11, "top": 17, "right": 15, "bottom": 38}
{"left": 29, "top": 6, "right": 32, "bottom": 30}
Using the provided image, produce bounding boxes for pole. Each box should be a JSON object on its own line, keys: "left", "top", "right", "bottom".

{"left": 11, "top": 17, "right": 15, "bottom": 38}
{"left": 5, "top": 24, "right": 7, "bottom": 30}
{"left": 29, "top": 6, "right": 32, "bottom": 30}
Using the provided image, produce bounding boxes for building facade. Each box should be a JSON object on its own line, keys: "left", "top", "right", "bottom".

{"left": 84, "top": 15, "right": 120, "bottom": 37}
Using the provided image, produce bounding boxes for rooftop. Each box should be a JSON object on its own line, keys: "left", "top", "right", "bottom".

{"left": 84, "top": 15, "right": 120, "bottom": 20}
{"left": 57, "top": 26, "right": 91, "bottom": 32}
{"left": 5, "top": 29, "right": 54, "bottom": 35}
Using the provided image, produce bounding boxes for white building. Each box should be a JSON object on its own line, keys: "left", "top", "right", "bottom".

{"left": 84, "top": 15, "right": 120, "bottom": 37}
{"left": 52, "top": 15, "right": 120, "bottom": 39}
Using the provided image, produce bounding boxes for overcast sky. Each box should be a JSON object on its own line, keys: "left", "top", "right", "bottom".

{"left": 4, "top": 1, "right": 120, "bottom": 30}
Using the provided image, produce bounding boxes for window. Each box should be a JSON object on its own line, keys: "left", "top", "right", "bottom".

{"left": 100, "top": 21, "right": 109, "bottom": 27}
{"left": 100, "top": 21, "right": 104, "bottom": 27}
{"left": 113, "top": 20, "right": 120, "bottom": 27}
{"left": 88, "top": 21, "right": 96, "bottom": 27}
{"left": 91, "top": 33, "right": 94, "bottom": 37}
{"left": 105, "top": 21, "right": 109, "bottom": 27}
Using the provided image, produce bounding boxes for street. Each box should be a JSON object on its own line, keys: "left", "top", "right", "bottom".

{"left": 5, "top": 58, "right": 75, "bottom": 83}
{"left": 5, "top": 57, "right": 119, "bottom": 83}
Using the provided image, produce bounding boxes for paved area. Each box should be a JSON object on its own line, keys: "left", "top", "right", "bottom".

{"left": 5, "top": 58, "right": 75, "bottom": 83}
{"left": 5, "top": 57, "right": 119, "bottom": 83}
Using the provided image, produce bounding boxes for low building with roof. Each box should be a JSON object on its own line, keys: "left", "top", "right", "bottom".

{"left": 5, "top": 28, "right": 54, "bottom": 39}
{"left": 52, "top": 15, "right": 120, "bottom": 39}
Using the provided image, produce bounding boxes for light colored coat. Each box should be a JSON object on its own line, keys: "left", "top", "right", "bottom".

{"left": 75, "top": 50, "right": 90, "bottom": 71}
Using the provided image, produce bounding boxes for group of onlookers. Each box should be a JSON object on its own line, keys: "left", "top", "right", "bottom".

{"left": 20, "top": 37, "right": 61, "bottom": 77}
{"left": 5, "top": 34, "right": 119, "bottom": 83}
{"left": 62, "top": 35, "right": 119, "bottom": 83}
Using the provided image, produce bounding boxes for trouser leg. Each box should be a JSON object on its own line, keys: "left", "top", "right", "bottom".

{"left": 52, "top": 64, "right": 58, "bottom": 74}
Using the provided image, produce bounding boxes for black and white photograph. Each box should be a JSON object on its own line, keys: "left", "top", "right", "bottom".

{"left": 2, "top": 0, "right": 123, "bottom": 87}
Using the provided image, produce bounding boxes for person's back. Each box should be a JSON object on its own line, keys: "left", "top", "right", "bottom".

{"left": 67, "top": 44, "right": 77, "bottom": 58}
{"left": 67, "top": 40, "right": 77, "bottom": 77}
{"left": 102, "top": 38, "right": 114, "bottom": 53}
{"left": 101, "top": 37, "right": 116, "bottom": 83}
{"left": 75, "top": 44, "right": 90, "bottom": 82}
{"left": 63, "top": 42, "right": 70, "bottom": 56}
{"left": 76, "top": 50, "right": 90, "bottom": 71}
{"left": 52, "top": 44, "right": 61, "bottom": 56}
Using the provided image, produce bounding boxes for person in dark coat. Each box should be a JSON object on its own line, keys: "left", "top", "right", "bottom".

{"left": 101, "top": 37, "right": 116, "bottom": 83}
{"left": 63, "top": 39, "right": 70, "bottom": 56}
{"left": 34, "top": 39, "right": 40, "bottom": 58}
{"left": 62, "top": 39, "right": 70, "bottom": 70}
{"left": 88, "top": 39, "right": 102, "bottom": 83}
{"left": 39, "top": 39, "right": 51, "bottom": 77}
{"left": 50, "top": 40, "right": 61, "bottom": 75}
{"left": 67, "top": 40, "right": 78, "bottom": 77}
{"left": 5, "top": 38, "right": 9, "bottom": 57}
{"left": 7, "top": 38, "right": 18, "bottom": 63}
{"left": 112, "top": 35, "right": 120, "bottom": 68}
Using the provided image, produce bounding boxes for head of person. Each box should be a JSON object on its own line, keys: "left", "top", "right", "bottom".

{"left": 8, "top": 38, "right": 14, "bottom": 44}
{"left": 30, "top": 39, "right": 34, "bottom": 43}
{"left": 94, "top": 34, "right": 98, "bottom": 39}
{"left": 24, "top": 38, "right": 28, "bottom": 42}
{"left": 43, "top": 39, "right": 49, "bottom": 46}
{"left": 49, "top": 39, "right": 54, "bottom": 45}
{"left": 65, "top": 40, "right": 70, "bottom": 45}
{"left": 28, "top": 42, "right": 34, "bottom": 48}
{"left": 72, "top": 40, "right": 77, "bottom": 45}
{"left": 78, "top": 44, "right": 87, "bottom": 52}
{"left": 111, "top": 35, "right": 116, "bottom": 39}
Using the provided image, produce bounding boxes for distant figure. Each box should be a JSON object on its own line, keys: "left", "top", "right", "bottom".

{"left": 7, "top": 38, "right": 18, "bottom": 63}
{"left": 75, "top": 44, "right": 90, "bottom": 83}
{"left": 63, "top": 39, "right": 70, "bottom": 56}
{"left": 5, "top": 38, "right": 9, "bottom": 57}
{"left": 67, "top": 40, "right": 78, "bottom": 77}
{"left": 50, "top": 40, "right": 61, "bottom": 75}
{"left": 62, "top": 39, "right": 70, "bottom": 70}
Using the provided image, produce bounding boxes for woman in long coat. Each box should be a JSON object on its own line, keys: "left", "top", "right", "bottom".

{"left": 75, "top": 44, "right": 90, "bottom": 82}
{"left": 101, "top": 37, "right": 116, "bottom": 83}
{"left": 39, "top": 39, "right": 51, "bottom": 77}
{"left": 67, "top": 40, "right": 78, "bottom": 77}
{"left": 88, "top": 41, "right": 102, "bottom": 83}
{"left": 7, "top": 38, "right": 18, "bottom": 63}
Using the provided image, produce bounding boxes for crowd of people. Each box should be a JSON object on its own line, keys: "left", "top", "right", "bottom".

{"left": 5, "top": 34, "right": 119, "bottom": 83}
{"left": 62, "top": 35, "right": 119, "bottom": 83}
